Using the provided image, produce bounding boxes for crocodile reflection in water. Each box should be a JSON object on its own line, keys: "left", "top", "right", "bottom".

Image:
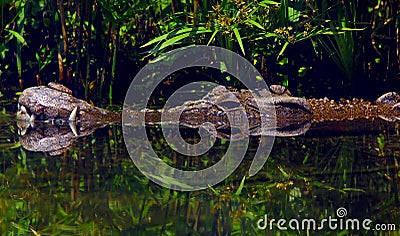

{"left": 17, "top": 82, "right": 400, "bottom": 144}
{"left": 17, "top": 119, "right": 104, "bottom": 155}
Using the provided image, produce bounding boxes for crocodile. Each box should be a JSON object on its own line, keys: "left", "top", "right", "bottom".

{"left": 16, "top": 82, "right": 400, "bottom": 141}
{"left": 17, "top": 119, "right": 103, "bottom": 156}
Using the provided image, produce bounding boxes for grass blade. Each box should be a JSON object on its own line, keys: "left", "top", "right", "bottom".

{"left": 207, "top": 30, "right": 219, "bottom": 45}
{"left": 233, "top": 28, "right": 245, "bottom": 55}
{"left": 277, "top": 41, "right": 289, "bottom": 59}
{"left": 6, "top": 29, "right": 27, "bottom": 46}
{"left": 247, "top": 20, "right": 264, "bottom": 30}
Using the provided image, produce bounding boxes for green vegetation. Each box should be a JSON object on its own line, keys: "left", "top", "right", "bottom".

{"left": 1, "top": 0, "right": 399, "bottom": 101}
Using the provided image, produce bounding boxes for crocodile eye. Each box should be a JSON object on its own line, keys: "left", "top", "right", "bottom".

{"left": 270, "top": 85, "right": 291, "bottom": 96}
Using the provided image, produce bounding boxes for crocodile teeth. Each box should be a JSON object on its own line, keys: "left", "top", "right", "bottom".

{"left": 19, "top": 104, "right": 28, "bottom": 114}
{"left": 29, "top": 114, "right": 36, "bottom": 123}
{"left": 69, "top": 107, "right": 78, "bottom": 122}
{"left": 69, "top": 121, "right": 78, "bottom": 137}
{"left": 17, "top": 119, "right": 33, "bottom": 136}
{"left": 16, "top": 104, "right": 33, "bottom": 121}
{"left": 18, "top": 127, "right": 27, "bottom": 136}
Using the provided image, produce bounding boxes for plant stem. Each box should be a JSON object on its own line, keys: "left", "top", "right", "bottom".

{"left": 85, "top": 0, "right": 93, "bottom": 100}
{"left": 109, "top": 23, "right": 119, "bottom": 106}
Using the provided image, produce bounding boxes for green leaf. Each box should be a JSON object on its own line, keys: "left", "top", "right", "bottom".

{"left": 207, "top": 30, "right": 219, "bottom": 45}
{"left": 220, "top": 61, "right": 227, "bottom": 73}
{"left": 233, "top": 28, "right": 245, "bottom": 55}
{"left": 141, "top": 33, "right": 170, "bottom": 48}
{"left": 247, "top": 20, "right": 264, "bottom": 30}
{"left": 6, "top": 29, "right": 27, "bottom": 47}
{"left": 277, "top": 41, "right": 289, "bottom": 59}
{"left": 141, "top": 27, "right": 211, "bottom": 48}
{"left": 235, "top": 175, "right": 246, "bottom": 195}
{"left": 209, "top": 186, "right": 220, "bottom": 196}
{"left": 342, "top": 188, "right": 365, "bottom": 192}
{"left": 278, "top": 57, "right": 288, "bottom": 65}
{"left": 252, "top": 32, "right": 278, "bottom": 41}
{"left": 157, "top": 32, "right": 191, "bottom": 50}
{"left": 258, "top": 0, "right": 280, "bottom": 7}
{"left": 0, "top": 44, "right": 9, "bottom": 59}
{"left": 56, "top": 203, "right": 68, "bottom": 217}
{"left": 341, "top": 27, "right": 365, "bottom": 31}
{"left": 10, "top": 142, "right": 21, "bottom": 149}
{"left": 156, "top": 30, "right": 211, "bottom": 51}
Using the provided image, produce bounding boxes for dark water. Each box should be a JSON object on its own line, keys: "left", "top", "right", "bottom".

{"left": 1, "top": 107, "right": 399, "bottom": 235}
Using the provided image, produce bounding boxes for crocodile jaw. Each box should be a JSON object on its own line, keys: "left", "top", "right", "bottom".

{"left": 16, "top": 103, "right": 79, "bottom": 136}
{"left": 16, "top": 104, "right": 35, "bottom": 122}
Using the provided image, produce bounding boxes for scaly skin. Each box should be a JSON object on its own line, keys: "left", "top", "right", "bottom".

{"left": 17, "top": 83, "right": 400, "bottom": 139}
{"left": 309, "top": 96, "right": 400, "bottom": 122}
{"left": 17, "top": 83, "right": 121, "bottom": 124}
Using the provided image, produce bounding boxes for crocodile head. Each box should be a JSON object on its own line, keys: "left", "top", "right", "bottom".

{"left": 17, "top": 83, "right": 79, "bottom": 123}
{"left": 17, "top": 82, "right": 120, "bottom": 135}
{"left": 18, "top": 118, "right": 106, "bottom": 156}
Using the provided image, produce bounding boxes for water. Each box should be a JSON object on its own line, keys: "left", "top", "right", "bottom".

{"left": 1, "top": 107, "right": 399, "bottom": 235}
